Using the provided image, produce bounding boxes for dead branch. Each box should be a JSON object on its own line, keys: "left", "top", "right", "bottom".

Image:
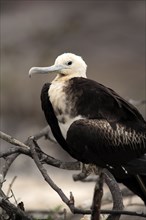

{"left": 0, "top": 188, "right": 146, "bottom": 219}
{"left": 0, "top": 131, "right": 29, "bottom": 149}
{"left": 25, "top": 206, "right": 146, "bottom": 218}
{"left": 6, "top": 176, "right": 17, "bottom": 198}
{"left": 73, "top": 165, "right": 124, "bottom": 220}
{"left": 1, "top": 130, "right": 146, "bottom": 219}
{"left": 1, "top": 154, "right": 19, "bottom": 179}
{"left": 0, "top": 131, "right": 80, "bottom": 180}
{"left": 0, "top": 196, "right": 32, "bottom": 220}
{"left": 29, "top": 138, "right": 73, "bottom": 209}
{"left": 91, "top": 172, "right": 104, "bottom": 220}
{"left": 103, "top": 170, "right": 124, "bottom": 220}
{"left": 29, "top": 125, "right": 57, "bottom": 143}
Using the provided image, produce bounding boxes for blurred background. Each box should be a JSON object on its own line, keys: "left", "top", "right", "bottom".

{"left": 0, "top": 0, "right": 145, "bottom": 215}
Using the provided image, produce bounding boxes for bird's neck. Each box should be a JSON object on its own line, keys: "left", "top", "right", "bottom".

{"left": 52, "top": 72, "right": 87, "bottom": 83}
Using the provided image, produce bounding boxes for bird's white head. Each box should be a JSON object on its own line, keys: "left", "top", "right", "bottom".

{"left": 29, "top": 53, "right": 87, "bottom": 80}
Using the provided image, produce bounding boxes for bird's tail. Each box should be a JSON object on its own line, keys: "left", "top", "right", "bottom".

{"left": 121, "top": 175, "right": 146, "bottom": 205}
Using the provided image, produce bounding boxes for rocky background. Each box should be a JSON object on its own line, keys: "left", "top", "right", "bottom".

{"left": 0, "top": 1, "right": 145, "bottom": 219}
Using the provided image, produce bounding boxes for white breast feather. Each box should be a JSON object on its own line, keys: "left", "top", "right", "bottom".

{"left": 59, "top": 115, "right": 83, "bottom": 139}
{"left": 49, "top": 81, "right": 67, "bottom": 113}
{"left": 49, "top": 80, "right": 84, "bottom": 139}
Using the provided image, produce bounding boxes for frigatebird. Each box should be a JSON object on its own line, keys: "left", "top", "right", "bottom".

{"left": 29, "top": 53, "right": 146, "bottom": 204}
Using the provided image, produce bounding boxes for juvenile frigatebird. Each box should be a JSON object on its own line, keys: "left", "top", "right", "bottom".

{"left": 29, "top": 53, "right": 146, "bottom": 204}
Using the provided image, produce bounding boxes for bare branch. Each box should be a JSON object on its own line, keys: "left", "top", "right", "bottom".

{"left": 101, "top": 209, "right": 146, "bottom": 218}
{"left": 30, "top": 125, "right": 56, "bottom": 142}
{"left": 0, "top": 132, "right": 80, "bottom": 171}
{"left": 26, "top": 209, "right": 146, "bottom": 218}
{"left": 0, "top": 131, "right": 29, "bottom": 149}
{"left": 0, "top": 196, "right": 32, "bottom": 220}
{"left": 73, "top": 165, "right": 124, "bottom": 220}
{"left": 1, "top": 130, "right": 146, "bottom": 219}
{"left": 0, "top": 147, "right": 25, "bottom": 158}
{"left": 91, "top": 172, "right": 104, "bottom": 220}
{"left": 1, "top": 154, "right": 19, "bottom": 179}
{"left": 104, "top": 169, "right": 124, "bottom": 220}
{"left": 6, "top": 176, "right": 17, "bottom": 198}
{"left": 29, "top": 138, "right": 73, "bottom": 208}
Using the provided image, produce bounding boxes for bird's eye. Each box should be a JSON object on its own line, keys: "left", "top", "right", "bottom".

{"left": 67, "top": 61, "right": 72, "bottom": 65}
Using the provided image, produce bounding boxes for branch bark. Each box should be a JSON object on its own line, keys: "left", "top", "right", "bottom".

{"left": 1, "top": 130, "right": 146, "bottom": 219}
{"left": 0, "top": 196, "right": 32, "bottom": 220}
{"left": 91, "top": 172, "right": 104, "bottom": 220}
{"left": 104, "top": 169, "right": 124, "bottom": 220}
{"left": 0, "top": 131, "right": 29, "bottom": 149}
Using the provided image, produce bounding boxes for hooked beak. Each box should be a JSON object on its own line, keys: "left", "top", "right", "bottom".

{"left": 29, "top": 64, "right": 66, "bottom": 78}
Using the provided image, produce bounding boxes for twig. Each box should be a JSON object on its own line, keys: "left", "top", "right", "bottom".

{"left": 26, "top": 209, "right": 146, "bottom": 218}
{"left": 101, "top": 209, "right": 146, "bottom": 218}
{"left": 73, "top": 165, "right": 124, "bottom": 220}
{"left": 29, "top": 138, "right": 73, "bottom": 208}
{"left": 29, "top": 125, "right": 56, "bottom": 143}
{"left": 29, "top": 138, "right": 146, "bottom": 218}
{"left": 10, "top": 189, "right": 18, "bottom": 206}
{"left": 73, "top": 174, "right": 94, "bottom": 181}
{"left": 29, "top": 138, "right": 86, "bottom": 214}
{"left": 1, "top": 131, "right": 146, "bottom": 219}
{"left": 0, "top": 196, "right": 32, "bottom": 220}
{"left": 0, "top": 147, "right": 23, "bottom": 158}
{"left": 91, "top": 172, "right": 104, "bottom": 220}
{"left": 0, "top": 131, "right": 29, "bottom": 149}
{"left": 63, "top": 208, "right": 67, "bottom": 220}
{"left": 0, "top": 132, "right": 80, "bottom": 171}
{"left": 0, "top": 145, "right": 75, "bottom": 167}
{"left": 79, "top": 176, "right": 97, "bottom": 182}
{"left": 1, "top": 154, "right": 19, "bottom": 179}
{"left": 0, "top": 130, "right": 29, "bottom": 179}
{"left": 6, "top": 176, "right": 17, "bottom": 197}
{"left": 0, "top": 146, "right": 80, "bottom": 170}
{"left": 28, "top": 138, "right": 90, "bottom": 215}
{"left": 104, "top": 169, "right": 124, "bottom": 220}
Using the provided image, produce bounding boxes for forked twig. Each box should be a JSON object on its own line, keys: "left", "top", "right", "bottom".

{"left": 0, "top": 130, "right": 146, "bottom": 219}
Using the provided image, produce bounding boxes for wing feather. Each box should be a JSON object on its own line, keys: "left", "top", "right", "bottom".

{"left": 66, "top": 119, "right": 146, "bottom": 168}
{"left": 67, "top": 78, "right": 146, "bottom": 131}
